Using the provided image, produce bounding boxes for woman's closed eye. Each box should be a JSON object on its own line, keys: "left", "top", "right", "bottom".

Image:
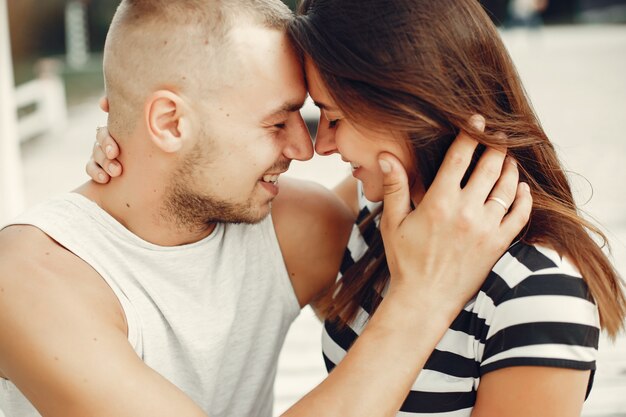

{"left": 322, "top": 109, "right": 341, "bottom": 129}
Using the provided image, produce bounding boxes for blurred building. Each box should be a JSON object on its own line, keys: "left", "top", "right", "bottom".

{"left": 6, "top": 1, "right": 300, "bottom": 73}
{"left": 480, "top": 0, "right": 626, "bottom": 24}
{"left": 579, "top": 0, "right": 626, "bottom": 22}
{"left": 6, "top": 0, "right": 626, "bottom": 84}
{"left": 7, "top": 0, "right": 111, "bottom": 84}
{"left": 7, "top": 0, "right": 67, "bottom": 66}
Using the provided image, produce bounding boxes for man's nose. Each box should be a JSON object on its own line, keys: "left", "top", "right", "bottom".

{"left": 283, "top": 112, "right": 314, "bottom": 161}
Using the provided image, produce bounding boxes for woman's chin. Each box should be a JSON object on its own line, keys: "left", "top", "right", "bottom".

{"left": 361, "top": 185, "right": 384, "bottom": 203}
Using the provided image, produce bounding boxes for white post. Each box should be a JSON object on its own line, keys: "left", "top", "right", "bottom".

{"left": 0, "top": 0, "right": 24, "bottom": 225}
{"left": 65, "top": 0, "right": 90, "bottom": 69}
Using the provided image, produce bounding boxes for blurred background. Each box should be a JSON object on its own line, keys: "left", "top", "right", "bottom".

{"left": 1, "top": 0, "right": 626, "bottom": 416}
{"left": 5, "top": 0, "right": 626, "bottom": 108}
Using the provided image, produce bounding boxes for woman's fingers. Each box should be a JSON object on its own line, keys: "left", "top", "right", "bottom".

{"left": 96, "top": 127, "right": 120, "bottom": 160}
{"left": 93, "top": 127, "right": 123, "bottom": 178}
{"left": 87, "top": 101, "right": 120, "bottom": 183}
{"left": 85, "top": 157, "right": 110, "bottom": 184}
{"left": 483, "top": 155, "right": 519, "bottom": 219}
{"left": 99, "top": 96, "right": 109, "bottom": 113}
{"left": 465, "top": 145, "right": 506, "bottom": 202}
{"left": 430, "top": 115, "right": 484, "bottom": 193}
{"left": 378, "top": 153, "right": 412, "bottom": 236}
{"left": 379, "top": 114, "right": 532, "bottom": 309}
{"left": 499, "top": 182, "right": 532, "bottom": 242}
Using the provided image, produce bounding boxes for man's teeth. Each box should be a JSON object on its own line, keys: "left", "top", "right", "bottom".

{"left": 262, "top": 174, "right": 280, "bottom": 184}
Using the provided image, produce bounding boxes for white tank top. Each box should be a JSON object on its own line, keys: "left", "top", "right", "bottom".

{"left": 0, "top": 193, "right": 300, "bottom": 417}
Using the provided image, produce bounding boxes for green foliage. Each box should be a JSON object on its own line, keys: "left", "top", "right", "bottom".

{"left": 283, "top": 0, "right": 299, "bottom": 11}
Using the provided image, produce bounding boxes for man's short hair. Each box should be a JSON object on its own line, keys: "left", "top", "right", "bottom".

{"left": 104, "top": 0, "right": 294, "bottom": 138}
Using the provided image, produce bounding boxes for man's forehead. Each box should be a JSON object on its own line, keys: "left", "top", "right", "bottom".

{"left": 211, "top": 70, "right": 306, "bottom": 123}
{"left": 208, "top": 23, "right": 306, "bottom": 117}
{"left": 228, "top": 23, "right": 302, "bottom": 73}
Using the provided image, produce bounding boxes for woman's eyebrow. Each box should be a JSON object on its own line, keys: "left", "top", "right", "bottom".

{"left": 313, "top": 100, "right": 338, "bottom": 112}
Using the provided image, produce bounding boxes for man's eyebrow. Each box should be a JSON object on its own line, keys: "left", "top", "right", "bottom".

{"left": 265, "top": 100, "right": 306, "bottom": 118}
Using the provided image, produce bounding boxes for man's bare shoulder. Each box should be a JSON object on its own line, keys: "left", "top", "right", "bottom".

{"left": 271, "top": 178, "right": 354, "bottom": 307}
{"left": 0, "top": 226, "right": 207, "bottom": 416}
{"left": 0, "top": 223, "right": 55, "bottom": 254}
{"left": 0, "top": 225, "right": 77, "bottom": 290}
{"left": 0, "top": 225, "right": 121, "bottom": 301}
{"left": 0, "top": 225, "right": 127, "bottom": 378}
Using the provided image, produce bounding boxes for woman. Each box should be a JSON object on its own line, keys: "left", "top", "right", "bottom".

{"left": 285, "top": 0, "right": 625, "bottom": 415}
{"left": 88, "top": 0, "right": 625, "bottom": 415}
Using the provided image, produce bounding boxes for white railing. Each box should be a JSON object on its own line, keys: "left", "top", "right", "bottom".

{"left": 15, "top": 59, "right": 68, "bottom": 143}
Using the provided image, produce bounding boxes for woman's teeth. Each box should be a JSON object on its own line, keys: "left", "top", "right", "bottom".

{"left": 262, "top": 174, "right": 280, "bottom": 184}
{"left": 350, "top": 162, "right": 361, "bottom": 171}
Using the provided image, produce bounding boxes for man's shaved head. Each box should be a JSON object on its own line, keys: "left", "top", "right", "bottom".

{"left": 103, "top": 0, "right": 294, "bottom": 138}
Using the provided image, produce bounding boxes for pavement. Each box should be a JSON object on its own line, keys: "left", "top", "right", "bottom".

{"left": 4, "top": 25, "right": 626, "bottom": 417}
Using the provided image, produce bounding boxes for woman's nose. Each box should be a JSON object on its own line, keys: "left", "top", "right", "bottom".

{"left": 314, "top": 115, "right": 338, "bottom": 156}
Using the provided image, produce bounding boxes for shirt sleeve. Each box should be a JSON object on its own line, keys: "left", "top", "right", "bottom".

{"left": 478, "top": 244, "right": 601, "bottom": 377}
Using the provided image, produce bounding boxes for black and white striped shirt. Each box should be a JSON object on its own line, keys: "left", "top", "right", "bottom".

{"left": 322, "top": 187, "right": 600, "bottom": 416}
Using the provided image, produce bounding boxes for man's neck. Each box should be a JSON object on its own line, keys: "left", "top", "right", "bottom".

{"left": 77, "top": 165, "right": 216, "bottom": 247}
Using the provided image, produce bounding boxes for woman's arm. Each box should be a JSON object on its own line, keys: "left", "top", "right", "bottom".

{"left": 280, "top": 131, "right": 532, "bottom": 417}
{"left": 472, "top": 367, "right": 590, "bottom": 417}
{"left": 86, "top": 121, "right": 535, "bottom": 417}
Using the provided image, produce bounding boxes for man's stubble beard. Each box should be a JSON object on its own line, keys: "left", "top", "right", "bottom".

{"left": 161, "top": 138, "right": 268, "bottom": 230}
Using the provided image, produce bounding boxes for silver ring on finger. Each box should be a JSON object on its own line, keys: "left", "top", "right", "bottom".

{"left": 487, "top": 196, "right": 509, "bottom": 212}
{"left": 95, "top": 125, "right": 106, "bottom": 142}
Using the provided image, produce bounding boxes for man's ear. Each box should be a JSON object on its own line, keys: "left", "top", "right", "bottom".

{"left": 145, "top": 90, "right": 189, "bottom": 153}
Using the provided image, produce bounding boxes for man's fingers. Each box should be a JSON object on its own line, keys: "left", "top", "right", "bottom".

{"left": 86, "top": 159, "right": 110, "bottom": 184}
{"left": 499, "top": 182, "right": 532, "bottom": 240}
{"left": 379, "top": 153, "right": 411, "bottom": 234}
{"left": 431, "top": 115, "right": 484, "bottom": 192}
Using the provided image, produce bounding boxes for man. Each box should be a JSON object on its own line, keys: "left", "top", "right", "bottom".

{"left": 0, "top": 1, "right": 528, "bottom": 416}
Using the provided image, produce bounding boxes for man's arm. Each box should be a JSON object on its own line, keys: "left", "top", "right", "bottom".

{"left": 271, "top": 177, "right": 354, "bottom": 308}
{"left": 0, "top": 226, "right": 209, "bottom": 417}
{"left": 271, "top": 178, "right": 468, "bottom": 417}
{"left": 331, "top": 175, "right": 359, "bottom": 218}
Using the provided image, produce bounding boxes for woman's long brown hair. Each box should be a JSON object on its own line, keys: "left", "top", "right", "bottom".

{"left": 288, "top": 0, "right": 626, "bottom": 337}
